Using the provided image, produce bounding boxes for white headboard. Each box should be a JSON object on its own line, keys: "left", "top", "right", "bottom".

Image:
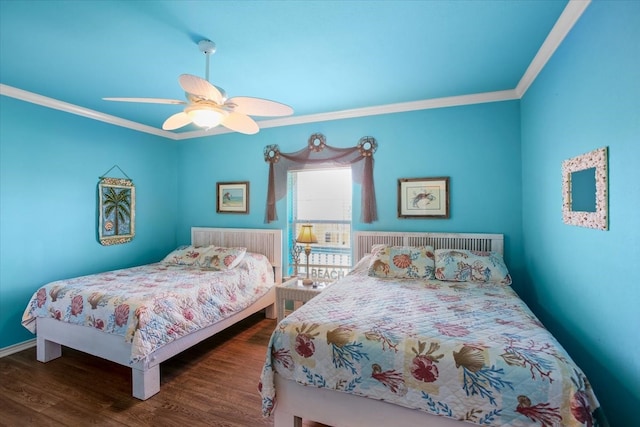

{"left": 191, "top": 227, "right": 283, "bottom": 283}
{"left": 354, "top": 231, "right": 504, "bottom": 262}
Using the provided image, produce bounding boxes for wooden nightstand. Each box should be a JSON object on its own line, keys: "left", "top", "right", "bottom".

{"left": 276, "top": 277, "right": 333, "bottom": 323}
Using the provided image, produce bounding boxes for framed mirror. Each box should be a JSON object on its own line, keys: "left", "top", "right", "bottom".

{"left": 562, "top": 147, "right": 608, "bottom": 230}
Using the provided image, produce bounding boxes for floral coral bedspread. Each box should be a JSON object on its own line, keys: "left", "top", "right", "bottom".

{"left": 22, "top": 253, "right": 274, "bottom": 363}
{"left": 259, "top": 257, "right": 603, "bottom": 426}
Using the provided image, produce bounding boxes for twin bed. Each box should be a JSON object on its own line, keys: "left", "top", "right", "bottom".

{"left": 259, "top": 231, "right": 603, "bottom": 427}
{"left": 22, "top": 227, "right": 282, "bottom": 400}
{"left": 22, "top": 228, "right": 602, "bottom": 426}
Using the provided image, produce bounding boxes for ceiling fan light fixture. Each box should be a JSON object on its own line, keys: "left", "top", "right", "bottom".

{"left": 185, "top": 105, "right": 227, "bottom": 129}
{"left": 104, "top": 40, "right": 292, "bottom": 134}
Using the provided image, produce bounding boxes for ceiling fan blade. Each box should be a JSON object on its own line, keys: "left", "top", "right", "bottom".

{"left": 162, "top": 112, "right": 193, "bottom": 131}
{"left": 179, "top": 74, "right": 223, "bottom": 104}
{"left": 227, "top": 96, "right": 293, "bottom": 117}
{"left": 221, "top": 112, "right": 259, "bottom": 135}
{"left": 103, "top": 97, "right": 186, "bottom": 105}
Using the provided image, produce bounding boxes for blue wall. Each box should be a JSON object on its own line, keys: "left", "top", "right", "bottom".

{"left": 175, "top": 101, "right": 525, "bottom": 292}
{"left": 521, "top": 1, "right": 640, "bottom": 426}
{"left": 0, "top": 97, "right": 179, "bottom": 348}
{"left": 1, "top": 4, "right": 637, "bottom": 423}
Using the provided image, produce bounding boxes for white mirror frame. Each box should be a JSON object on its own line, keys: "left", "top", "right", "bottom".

{"left": 562, "top": 147, "right": 608, "bottom": 230}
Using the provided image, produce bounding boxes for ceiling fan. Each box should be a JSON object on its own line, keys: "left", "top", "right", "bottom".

{"left": 103, "top": 40, "right": 293, "bottom": 134}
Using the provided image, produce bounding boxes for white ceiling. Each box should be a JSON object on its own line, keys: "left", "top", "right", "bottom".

{"left": 0, "top": 0, "right": 590, "bottom": 139}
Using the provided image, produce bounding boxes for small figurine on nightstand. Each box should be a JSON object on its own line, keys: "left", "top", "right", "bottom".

{"left": 290, "top": 237, "right": 303, "bottom": 278}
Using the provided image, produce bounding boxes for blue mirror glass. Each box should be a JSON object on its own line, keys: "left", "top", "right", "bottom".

{"left": 571, "top": 167, "right": 596, "bottom": 212}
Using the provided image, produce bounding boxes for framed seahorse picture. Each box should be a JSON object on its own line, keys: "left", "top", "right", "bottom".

{"left": 98, "top": 177, "right": 135, "bottom": 245}
{"left": 397, "top": 177, "right": 449, "bottom": 219}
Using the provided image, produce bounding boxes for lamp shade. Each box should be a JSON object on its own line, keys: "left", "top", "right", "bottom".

{"left": 296, "top": 224, "right": 318, "bottom": 244}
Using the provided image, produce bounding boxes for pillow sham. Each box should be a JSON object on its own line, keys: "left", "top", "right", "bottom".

{"left": 161, "top": 245, "right": 205, "bottom": 266}
{"left": 351, "top": 254, "right": 373, "bottom": 276}
{"left": 367, "top": 245, "right": 435, "bottom": 279}
{"left": 370, "top": 244, "right": 387, "bottom": 256}
{"left": 434, "top": 249, "right": 512, "bottom": 285}
{"left": 161, "top": 245, "right": 247, "bottom": 270}
{"left": 199, "top": 246, "right": 247, "bottom": 270}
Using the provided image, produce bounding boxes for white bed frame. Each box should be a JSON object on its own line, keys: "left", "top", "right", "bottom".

{"left": 274, "top": 230, "right": 504, "bottom": 427}
{"left": 36, "top": 227, "right": 282, "bottom": 400}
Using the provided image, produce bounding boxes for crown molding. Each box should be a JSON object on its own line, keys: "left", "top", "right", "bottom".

{"left": 0, "top": 82, "right": 519, "bottom": 141}
{"left": 173, "top": 89, "right": 520, "bottom": 139}
{"left": 0, "top": 84, "right": 180, "bottom": 140}
{"left": 515, "top": 0, "right": 591, "bottom": 97}
{"left": 0, "top": 0, "right": 589, "bottom": 141}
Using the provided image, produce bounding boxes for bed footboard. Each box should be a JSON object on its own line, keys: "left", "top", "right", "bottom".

{"left": 36, "top": 323, "right": 162, "bottom": 400}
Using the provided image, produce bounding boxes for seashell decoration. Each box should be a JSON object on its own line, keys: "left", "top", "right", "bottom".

{"left": 393, "top": 253, "right": 412, "bottom": 269}
{"left": 87, "top": 292, "right": 103, "bottom": 309}
{"left": 453, "top": 345, "right": 485, "bottom": 372}
{"left": 327, "top": 327, "right": 353, "bottom": 348}
{"left": 49, "top": 285, "right": 62, "bottom": 302}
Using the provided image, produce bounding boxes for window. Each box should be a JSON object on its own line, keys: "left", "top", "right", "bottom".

{"left": 288, "top": 167, "right": 352, "bottom": 280}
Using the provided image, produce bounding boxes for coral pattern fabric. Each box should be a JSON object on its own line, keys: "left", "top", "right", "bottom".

{"left": 368, "top": 245, "right": 435, "bottom": 279}
{"left": 161, "top": 245, "right": 247, "bottom": 270}
{"left": 22, "top": 252, "right": 274, "bottom": 362}
{"left": 435, "top": 249, "right": 512, "bottom": 285}
{"left": 259, "top": 256, "right": 601, "bottom": 426}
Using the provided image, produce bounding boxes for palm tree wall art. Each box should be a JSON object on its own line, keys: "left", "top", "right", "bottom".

{"left": 98, "top": 177, "right": 135, "bottom": 245}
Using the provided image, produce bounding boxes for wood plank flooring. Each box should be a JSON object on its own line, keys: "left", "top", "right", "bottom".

{"left": 0, "top": 313, "right": 327, "bottom": 427}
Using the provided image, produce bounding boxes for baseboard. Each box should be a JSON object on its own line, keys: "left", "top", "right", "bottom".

{"left": 0, "top": 339, "right": 36, "bottom": 358}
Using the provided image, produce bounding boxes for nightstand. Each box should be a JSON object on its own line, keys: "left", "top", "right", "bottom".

{"left": 276, "top": 277, "right": 333, "bottom": 323}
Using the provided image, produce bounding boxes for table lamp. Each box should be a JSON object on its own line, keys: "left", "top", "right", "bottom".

{"left": 296, "top": 224, "right": 318, "bottom": 286}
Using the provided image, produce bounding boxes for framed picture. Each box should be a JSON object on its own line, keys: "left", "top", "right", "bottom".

{"left": 98, "top": 177, "right": 135, "bottom": 245}
{"left": 217, "top": 181, "right": 249, "bottom": 214}
{"left": 398, "top": 177, "right": 449, "bottom": 219}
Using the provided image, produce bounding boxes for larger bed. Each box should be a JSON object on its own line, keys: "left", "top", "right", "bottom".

{"left": 22, "top": 227, "right": 282, "bottom": 400}
{"left": 259, "top": 231, "right": 604, "bottom": 427}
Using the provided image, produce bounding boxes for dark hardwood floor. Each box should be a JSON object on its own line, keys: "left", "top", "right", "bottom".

{"left": 0, "top": 314, "right": 327, "bottom": 427}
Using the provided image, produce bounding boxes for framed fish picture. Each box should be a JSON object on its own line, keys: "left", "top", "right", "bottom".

{"left": 217, "top": 181, "right": 249, "bottom": 214}
{"left": 398, "top": 177, "right": 449, "bottom": 219}
{"left": 98, "top": 177, "right": 135, "bottom": 245}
